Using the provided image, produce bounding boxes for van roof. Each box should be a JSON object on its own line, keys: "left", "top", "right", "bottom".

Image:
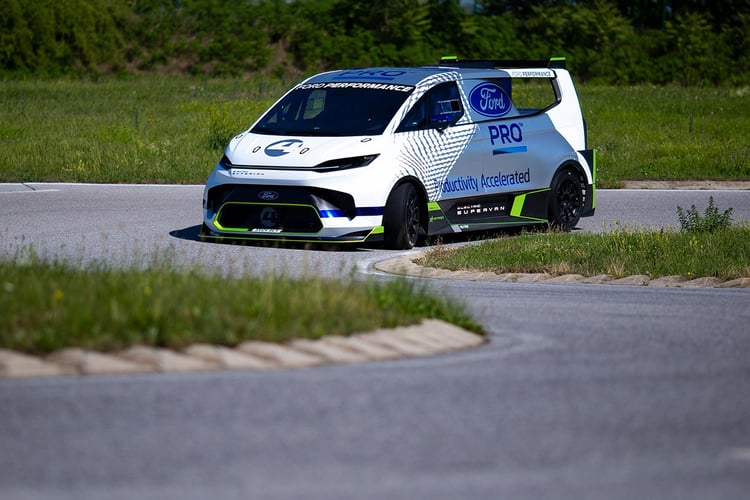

{"left": 304, "top": 67, "right": 457, "bottom": 87}
{"left": 303, "top": 58, "right": 565, "bottom": 87}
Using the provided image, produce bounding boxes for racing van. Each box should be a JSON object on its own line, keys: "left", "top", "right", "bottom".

{"left": 201, "top": 57, "right": 596, "bottom": 249}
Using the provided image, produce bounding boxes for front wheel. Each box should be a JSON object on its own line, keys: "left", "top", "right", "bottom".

{"left": 383, "top": 183, "right": 422, "bottom": 250}
{"left": 548, "top": 169, "right": 584, "bottom": 230}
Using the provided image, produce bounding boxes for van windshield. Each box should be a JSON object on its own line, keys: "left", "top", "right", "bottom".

{"left": 252, "top": 84, "right": 414, "bottom": 137}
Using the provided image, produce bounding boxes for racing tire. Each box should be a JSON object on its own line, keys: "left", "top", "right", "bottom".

{"left": 548, "top": 168, "right": 584, "bottom": 231}
{"left": 384, "top": 183, "right": 421, "bottom": 250}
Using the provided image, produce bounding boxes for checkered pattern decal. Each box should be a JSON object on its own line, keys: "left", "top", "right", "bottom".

{"left": 393, "top": 72, "right": 477, "bottom": 200}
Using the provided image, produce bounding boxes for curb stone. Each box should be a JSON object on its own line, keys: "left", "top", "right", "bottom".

{"left": 184, "top": 344, "right": 275, "bottom": 370}
{"left": 288, "top": 338, "right": 372, "bottom": 364}
{"left": 0, "top": 320, "right": 485, "bottom": 379}
{"left": 323, "top": 335, "right": 403, "bottom": 361}
{"left": 621, "top": 180, "right": 750, "bottom": 190}
{"left": 647, "top": 276, "right": 687, "bottom": 287}
{"left": 118, "top": 346, "right": 219, "bottom": 372}
{"left": 0, "top": 349, "right": 69, "bottom": 377}
{"left": 609, "top": 275, "right": 652, "bottom": 286}
{"left": 376, "top": 253, "right": 750, "bottom": 289}
{"left": 47, "top": 348, "right": 150, "bottom": 375}
{"left": 719, "top": 278, "right": 750, "bottom": 288}
{"left": 237, "top": 341, "right": 325, "bottom": 368}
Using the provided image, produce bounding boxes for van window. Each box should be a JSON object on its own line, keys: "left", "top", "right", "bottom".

{"left": 397, "top": 82, "right": 464, "bottom": 132}
{"left": 504, "top": 77, "right": 559, "bottom": 116}
{"left": 252, "top": 85, "right": 413, "bottom": 136}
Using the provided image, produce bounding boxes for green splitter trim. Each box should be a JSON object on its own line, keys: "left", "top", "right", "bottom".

{"left": 202, "top": 234, "right": 369, "bottom": 244}
{"left": 511, "top": 188, "right": 551, "bottom": 219}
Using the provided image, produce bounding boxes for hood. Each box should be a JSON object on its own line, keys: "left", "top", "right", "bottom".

{"left": 225, "top": 132, "right": 383, "bottom": 168}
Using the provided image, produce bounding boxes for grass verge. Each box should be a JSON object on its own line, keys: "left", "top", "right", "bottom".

{"left": 1, "top": 78, "right": 748, "bottom": 186}
{"left": 0, "top": 252, "right": 482, "bottom": 354}
{"left": 581, "top": 85, "right": 750, "bottom": 187}
{"left": 417, "top": 225, "right": 750, "bottom": 281}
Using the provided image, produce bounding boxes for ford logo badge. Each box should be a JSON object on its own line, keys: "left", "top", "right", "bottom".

{"left": 259, "top": 190, "right": 279, "bottom": 201}
{"left": 469, "top": 82, "right": 512, "bottom": 118}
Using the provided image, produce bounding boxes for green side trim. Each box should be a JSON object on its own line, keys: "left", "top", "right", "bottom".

{"left": 370, "top": 225, "right": 384, "bottom": 235}
{"left": 592, "top": 149, "right": 597, "bottom": 209}
{"left": 510, "top": 194, "right": 526, "bottom": 218}
{"left": 592, "top": 149, "right": 597, "bottom": 183}
{"left": 427, "top": 202, "right": 441, "bottom": 212}
{"left": 510, "top": 188, "right": 551, "bottom": 218}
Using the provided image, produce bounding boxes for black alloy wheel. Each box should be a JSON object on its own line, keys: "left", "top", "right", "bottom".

{"left": 548, "top": 168, "right": 584, "bottom": 230}
{"left": 384, "top": 182, "right": 422, "bottom": 249}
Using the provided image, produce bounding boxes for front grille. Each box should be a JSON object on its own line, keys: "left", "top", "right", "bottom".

{"left": 216, "top": 203, "right": 323, "bottom": 233}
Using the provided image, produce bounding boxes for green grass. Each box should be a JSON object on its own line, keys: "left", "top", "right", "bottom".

{"left": 0, "top": 76, "right": 287, "bottom": 183}
{"left": 418, "top": 225, "right": 750, "bottom": 281}
{"left": 1, "top": 77, "right": 748, "bottom": 354}
{"left": 0, "top": 251, "right": 482, "bottom": 354}
{"left": 1, "top": 77, "right": 748, "bottom": 186}
{"left": 581, "top": 85, "right": 750, "bottom": 187}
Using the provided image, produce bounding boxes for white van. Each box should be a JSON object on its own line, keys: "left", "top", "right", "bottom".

{"left": 201, "top": 57, "right": 596, "bottom": 249}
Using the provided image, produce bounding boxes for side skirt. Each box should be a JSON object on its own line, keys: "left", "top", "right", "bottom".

{"left": 427, "top": 189, "right": 551, "bottom": 235}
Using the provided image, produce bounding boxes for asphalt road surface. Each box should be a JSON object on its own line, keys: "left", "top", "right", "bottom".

{"left": 1, "top": 184, "right": 749, "bottom": 500}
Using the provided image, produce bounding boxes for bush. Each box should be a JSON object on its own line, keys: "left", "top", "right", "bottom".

{"left": 677, "top": 196, "right": 734, "bottom": 232}
{"left": 1, "top": 0, "right": 748, "bottom": 84}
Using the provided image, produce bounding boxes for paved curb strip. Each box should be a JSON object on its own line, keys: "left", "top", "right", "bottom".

{"left": 375, "top": 254, "right": 750, "bottom": 289}
{"left": 0, "top": 349, "right": 68, "bottom": 378}
{"left": 183, "top": 344, "right": 275, "bottom": 370}
{"left": 0, "top": 320, "right": 484, "bottom": 378}
{"left": 119, "top": 346, "right": 218, "bottom": 372}
{"left": 47, "top": 348, "right": 149, "bottom": 375}
{"left": 288, "top": 338, "right": 372, "bottom": 364}
{"left": 237, "top": 341, "right": 324, "bottom": 368}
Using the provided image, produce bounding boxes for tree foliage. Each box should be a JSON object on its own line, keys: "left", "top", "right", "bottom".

{"left": 1, "top": 0, "right": 748, "bottom": 84}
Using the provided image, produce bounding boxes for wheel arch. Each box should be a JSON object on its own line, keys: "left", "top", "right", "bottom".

{"left": 552, "top": 160, "right": 586, "bottom": 187}
{"left": 387, "top": 175, "right": 429, "bottom": 234}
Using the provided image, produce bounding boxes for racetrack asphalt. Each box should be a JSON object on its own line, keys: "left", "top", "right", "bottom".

{"left": 2, "top": 180, "right": 748, "bottom": 378}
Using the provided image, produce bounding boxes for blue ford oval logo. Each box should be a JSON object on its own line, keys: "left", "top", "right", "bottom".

{"left": 265, "top": 139, "right": 303, "bottom": 157}
{"left": 469, "top": 82, "right": 512, "bottom": 118}
{"left": 259, "top": 190, "right": 278, "bottom": 201}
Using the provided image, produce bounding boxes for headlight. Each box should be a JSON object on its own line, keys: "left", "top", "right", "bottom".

{"left": 218, "top": 155, "right": 233, "bottom": 170}
{"left": 313, "top": 154, "right": 380, "bottom": 172}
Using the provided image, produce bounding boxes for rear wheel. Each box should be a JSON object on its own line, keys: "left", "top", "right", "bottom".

{"left": 548, "top": 168, "right": 583, "bottom": 230}
{"left": 384, "top": 183, "right": 421, "bottom": 249}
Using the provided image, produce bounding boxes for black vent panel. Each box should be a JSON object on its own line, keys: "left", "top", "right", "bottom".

{"left": 216, "top": 203, "right": 322, "bottom": 233}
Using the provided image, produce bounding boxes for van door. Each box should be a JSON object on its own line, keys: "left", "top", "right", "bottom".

{"left": 395, "top": 81, "right": 480, "bottom": 202}
{"left": 462, "top": 77, "right": 569, "bottom": 195}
